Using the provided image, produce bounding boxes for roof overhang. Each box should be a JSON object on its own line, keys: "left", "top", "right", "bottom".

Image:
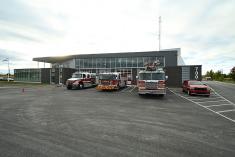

{"left": 33, "top": 55, "right": 74, "bottom": 63}
{"left": 33, "top": 50, "right": 179, "bottom": 63}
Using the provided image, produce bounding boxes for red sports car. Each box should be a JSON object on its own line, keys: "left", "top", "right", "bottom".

{"left": 182, "top": 80, "right": 210, "bottom": 96}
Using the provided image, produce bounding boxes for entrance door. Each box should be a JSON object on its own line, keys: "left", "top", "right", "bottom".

{"left": 182, "top": 66, "right": 190, "bottom": 83}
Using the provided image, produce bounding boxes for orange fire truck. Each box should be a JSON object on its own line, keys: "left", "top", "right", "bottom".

{"left": 137, "top": 61, "right": 168, "bottom": 96}
{"left": 66, "top": 72, "right": 96, "bottom": 90}
{"left": 96, "top": 72, "right": 127, "bottom": 91}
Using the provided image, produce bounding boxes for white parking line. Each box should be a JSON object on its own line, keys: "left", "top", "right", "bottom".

{"left": 122, "top": 86, "right": 132, "bottom": 92}
{"left": 168, "top": 89, "right": 235, "bottom": 123}
{"left": 205, "top": 104, "right": 233, "bottom": 107}
{"left": 210, "top": 88, "right": 235, "bottom": 105}
{"left": 196, "top": 100, "right": 228, "bottom": 103}
{"left": 217, "top": 109, "right": 235, "bottom": 113}
{"left": 129, "top": 86, "right": 137, "bottom": 93}
{"left": 188, "top": 97, "right": 223, "bottom": 101}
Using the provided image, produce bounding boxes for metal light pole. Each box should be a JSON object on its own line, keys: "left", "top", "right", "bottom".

{"left": 158, "top": 16, "right": 161, "bottom": 51}
{"left": 2, "top": 58, "right": 10, "bottom": 82}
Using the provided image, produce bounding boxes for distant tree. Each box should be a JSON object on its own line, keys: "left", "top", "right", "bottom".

{"left": 205, "top": 70, "right": 214, "bottom": 80}
{"left": 213, "top": 70, "right": 224, "bottom": 81}
{"left": 230, "top": 66, "right": 235, "bottom": 81}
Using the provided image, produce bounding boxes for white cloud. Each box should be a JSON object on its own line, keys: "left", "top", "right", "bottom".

{"left": 0, "top": 0, "right": 234, "bottom": 74}
{"left": 159, "top": 0, "right": 235, "bottom": 74}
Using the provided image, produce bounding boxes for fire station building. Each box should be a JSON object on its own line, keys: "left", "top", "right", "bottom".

{"left": 14, "top": 49, "right": 202, "bottom": 87}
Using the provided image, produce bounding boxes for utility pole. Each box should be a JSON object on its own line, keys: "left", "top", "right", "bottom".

{"left": 8, "top": 58, "right": 10, "bottom": 82}
{"left": 158, "top": 16, "right": 161, "bottom": 51}
{"left": 2, "top": 58, "right": 10, "bottom": 82}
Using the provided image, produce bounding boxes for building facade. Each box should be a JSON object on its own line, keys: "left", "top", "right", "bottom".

{"left": 14, "top": 49, "right": 202, "bottom": 86}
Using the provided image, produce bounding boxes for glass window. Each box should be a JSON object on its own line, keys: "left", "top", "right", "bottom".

{"left": 97, "top": 58, "right": 102, "bottom": 68}
{"left": 99, "top": 74, "right": 116, "bottom": 80}
{"left": 143, "top": 57, "right": 150, "bottom": 65}
{"left": 138, "top": 57, "right": 143, "bottom": 67}
{"left": 84, "top": 59, "right": 88, "bottom": 68}
{"left": 139, "top": 73, "right": 151, "bottom": 80}
{"left": 157, "top": 56, "right": 165, "bottom": 67}
{"left": 75, "top": 59, "right": 79, "bottom": 69}
{"left": 80, "top": 59, "right": 84, "bottom": 69}
{"left": 152, "top": 73, "right": 165, "bottom": 80}
{"left": 149, "top": 57, "right": 156, "bottom": 63}
{"left": 101, "top": 58, "right": 106, "bottom": 68}
{"left": 116, "top": 58, "right": 121, "bottom": 68}
{"left": 132, "top": 57, "right": 137, "bottom": 67}
{"left": 92, "top": 58, "right": 96, "bottom": 68}
{"left": 127, "top": 57, "right": 132, "bottom": 67}
{"left": 106, "top": 58, "right": 110, "bottom": 68}
{"left": 88, "top": 58, "right": 92, "bottom": 68}
{"left": 111, "top": 58, "right": 115, "bottom": 68}
{"left": 121, "top": 58, "right": 127, "bottom": 67}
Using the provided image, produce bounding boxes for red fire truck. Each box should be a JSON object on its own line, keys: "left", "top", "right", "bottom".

{"left": 96, "top": 72, "right": 127, "bottom": 91}
{"left": 66, "top": 72, "right": 97, "bottom": 90}
{"left": 137, "top": 62, "right": 168, "bottom": 96}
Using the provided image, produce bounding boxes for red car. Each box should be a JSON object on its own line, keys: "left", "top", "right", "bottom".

{"left": 182, "top": 80, "right": 210, "bottom": 96}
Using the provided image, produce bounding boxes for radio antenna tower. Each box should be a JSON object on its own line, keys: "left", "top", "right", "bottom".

{"left": 158, "top": 16, "right": 161, "bottom": 51}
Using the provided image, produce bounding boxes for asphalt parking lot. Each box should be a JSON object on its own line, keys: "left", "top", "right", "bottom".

{"left": 0, "top": 84, "right": 235, "bottom": 157}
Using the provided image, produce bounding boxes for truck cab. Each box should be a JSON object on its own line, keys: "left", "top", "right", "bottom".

{"left": 66, "top": 72, "right": 96, "bottom": 90}
{"left": 137, "top": 62, "right": 167, "bottom": 96}
{"left": 96, "top": 72, "right": 127, "bottom": 91}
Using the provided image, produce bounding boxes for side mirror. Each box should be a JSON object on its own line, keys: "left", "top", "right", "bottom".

{"left": 165, "top": 76, "right": 168, "bottom": 80}
{"left": 136, "top": 76, "right": 139, "bottom": 79}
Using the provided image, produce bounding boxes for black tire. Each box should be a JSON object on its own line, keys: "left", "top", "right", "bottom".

{"left": 117, "top": 84, "right": 120, "bottom": 90}
{"left": 67, "top": 85, "right": 72, "bottom": 90}
{"left": 187, "top": 90, "right": 191, "bottom": 96}
{"left": 79, "top": 83, "right": 84, "bottom": 89}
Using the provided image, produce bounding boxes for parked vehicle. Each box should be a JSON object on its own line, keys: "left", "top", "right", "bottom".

{"left": 96, "top": 72, "right": 127, "bottom": 91}
{"left": 0, "top": 77, "right": 14, "bottom": 81}
{"left": 66, "top": 72, "right": 96, "bottom": 90}
{"left": 137, "top": 62, "right": 167, "bottom": 96}
{"left": 7, "top": 78, "right": 14, "bottom": 81}
{"left": 182, "top": 80, "right": 210, "bottom": 96}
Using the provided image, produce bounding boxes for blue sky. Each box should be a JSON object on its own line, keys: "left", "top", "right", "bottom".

{"left": 0, "top": 0, "right": 234, "bottom": 74}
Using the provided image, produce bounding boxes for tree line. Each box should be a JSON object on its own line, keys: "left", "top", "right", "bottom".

{"left": 204, "top": 67, "right": 235, "bottom": 81}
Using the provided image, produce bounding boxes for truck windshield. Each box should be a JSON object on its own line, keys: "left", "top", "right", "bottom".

{"left": 139, "top": 73, "right": 151, "bottom": 80}
{"left": 139, "top": 73, "right": 165, "bottom": 80}
{"left": 152, "top": 73, "right": 165, "bottom": 80}
{"left": 99, "top": 74, "right": 116, "bottom": 80}
{"left": 72, "top": 74, "right": 82, "bottom": 78}
{"left": 189, "top": 81, "right": 203, "bottom": 85}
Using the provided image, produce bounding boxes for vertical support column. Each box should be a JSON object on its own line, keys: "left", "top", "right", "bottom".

{"left": 7, "top": 58, "right": 10, "bottom": 82}
{"left": 158, "top": 16, "right": 161, "bottom": 51}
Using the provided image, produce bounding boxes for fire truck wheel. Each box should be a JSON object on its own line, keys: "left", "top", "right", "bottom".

{"left": 187, "top": 90, "right": 191, "bottom": 96}
{"left": 79, "top": 83, "right": 84, "bottom": 89}
{"left": 67, "top": 86, "right": 72, "bottom": 90}
{"left": 116, "top": 83, "right": 120, "bottom": 90}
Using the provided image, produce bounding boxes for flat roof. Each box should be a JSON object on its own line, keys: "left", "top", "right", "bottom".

{"left": 33, "top": 50, "right": 178, "bottom": 63}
